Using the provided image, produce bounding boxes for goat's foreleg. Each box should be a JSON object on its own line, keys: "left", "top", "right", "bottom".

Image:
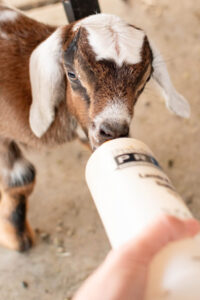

{"left": 0, "top": 138, "right": 35, "bottom": 251}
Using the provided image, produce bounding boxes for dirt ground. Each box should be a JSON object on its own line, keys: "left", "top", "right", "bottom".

{"left": 0, "top": 0, "right": 200, "bottom": 299}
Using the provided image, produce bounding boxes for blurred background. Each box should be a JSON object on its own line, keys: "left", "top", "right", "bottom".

{"left": 1, "top": 0, "right": 200, "bottom": 299}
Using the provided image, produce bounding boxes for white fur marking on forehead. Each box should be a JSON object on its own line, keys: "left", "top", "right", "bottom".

{"left": 0, "top": 9, "right": 18, "bottom": 22}
{"left": 74, "top": 14, "right": 145, "bottom": 67}
{"left": 94, "top": 99, "right": 131, "bottom": 125}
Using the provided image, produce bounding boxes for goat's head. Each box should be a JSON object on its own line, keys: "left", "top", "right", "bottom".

{"left": 29, "top": 14, "right": 190, "bottom": 150}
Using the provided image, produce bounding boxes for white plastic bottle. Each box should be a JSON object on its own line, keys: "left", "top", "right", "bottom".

{"left": 85, "top": 138, "right": 200, "bottom": 300}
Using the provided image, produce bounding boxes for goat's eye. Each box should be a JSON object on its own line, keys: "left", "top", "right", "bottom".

{"left": 67, "top": 71, "right": 76, "bottom": 80}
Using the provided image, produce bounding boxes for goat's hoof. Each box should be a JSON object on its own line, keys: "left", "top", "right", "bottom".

{"left": 0, "top": 183, "right": 35, "bottom": 252}
{"left": 18, "top": 222, "right": 35, "bottom": 252}
{"left": 0, "top": 219, "right": 34, "bottom": 252}
{"left": 18, "top": 234, "right": 34, "bottom": 252}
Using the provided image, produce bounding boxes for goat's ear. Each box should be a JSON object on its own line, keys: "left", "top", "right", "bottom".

{"left": 29, "top": 28, "right": 65, "bottom": 138}
{"left": 150, "top": 43, "right": 190, "bottom": 118}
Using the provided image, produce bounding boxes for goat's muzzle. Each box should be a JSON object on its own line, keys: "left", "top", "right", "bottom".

{"left": 89, "top": 120, "right": 129, "bottom": 150}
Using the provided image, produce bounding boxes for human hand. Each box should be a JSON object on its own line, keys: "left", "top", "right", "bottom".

{"left": 73, "top": 216, "right": 200, "bottom": 300}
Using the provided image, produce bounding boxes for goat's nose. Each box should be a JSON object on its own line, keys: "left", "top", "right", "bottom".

{"left": 99, "top": 122, "right": 129, "bottom": 142}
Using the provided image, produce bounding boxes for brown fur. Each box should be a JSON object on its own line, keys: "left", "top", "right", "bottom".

{"left": 0, "top": 6, "right": 153, "bottom": 251}
{"left": 63, "top": 28, "right": 153, "bottom": 125}
{"left": 0, "top": 7, "right": 77, "bottom": 148}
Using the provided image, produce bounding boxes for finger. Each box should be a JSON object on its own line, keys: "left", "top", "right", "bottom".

{"left": 114, "top": 216, "right": 200, "bottom": 266}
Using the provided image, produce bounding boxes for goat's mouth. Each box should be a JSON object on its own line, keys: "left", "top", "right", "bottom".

{"left": 88, "top": 115, "right": 131, "bottom": 151}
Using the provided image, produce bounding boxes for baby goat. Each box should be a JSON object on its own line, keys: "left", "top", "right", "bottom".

{"left": 0, "top": 5, "right": 190, "bottom": 251}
